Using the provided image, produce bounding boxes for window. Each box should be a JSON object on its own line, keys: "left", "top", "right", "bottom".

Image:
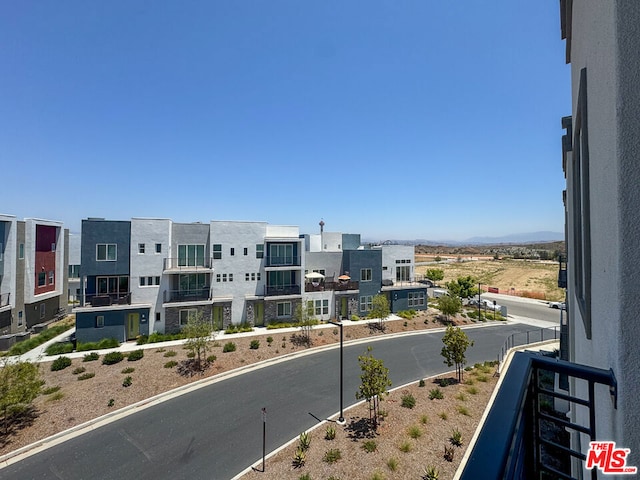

{"left": 39, "top": 303, "right": 45, "bottom": 319}
{"left": 97, "top": 244, "right": 117, "bottom": 261}
{"left": 49, "top": 271, "right": 55, "bottom": 285}
{"left": 179, "top": 273, "right": 206, "bottom": 295}
{"left": 216, "top": 274, "right": 221, "bottom": 283}
{"left": 269, "top": 244, "right": 293, "bottom": 265}
{"left": 38, "top": 272, "right": 46, "bottom": 287}
{"left": 0, "top": 243, "right": 3, "bottom": 261}
{"left": 244, "top": 247, "right": 248, "bottom": 256}
{"left": 155, "top": 312, "right": 161, "bottom": 322}
{"left": 572, "top": 68, "right": 592, "bottom": 338}
{"left": 222, "top": 274, "right": 227, "bottom": 282}
{"left": 140, "top": 277, "right": 146, "bottom": 286}
{"left": 179, "top": 309, "right": 198, "bottom": 326}
{"left": 396, "top": 266, "right": 411, "bottom": 282}
{"left": 251, "top": 273, "right": 256, "bottom": 281}
{"left": 155, "top": 276, "right": 160, "bottom": 285}
{"left": 229, "top": 273, "right": 233, "bottom": 282}
{"left": 96, "top": 315, "right": 104, "bottom": 328}
{"left": 230, "top": 248, "right": 235, "bottom": 256}
{"left": 96, "top": 276, "right": 129, "bottom": 295}
{"left": 360, "top": 295, "right": 373, "bottom": 312}
{"left": 408, "top": 292, "right": 426, "bottom": 307}
{"left": 18, "top": 311, "right": 23, "bottom": 326}
{"left": 178, "top": 244, "right": 205, "bottom": 267}
{"left": 138, "top": 243, "right": 145, "bottom": 254}
{"left": 213, "top": 244, "right": 222, "bottom": 260}
{"left": 256, "top": 244, "right": 264, "bottom": 259}
{"left": 68, "top": 265, "right": 80, "bottom": 278}
{"left": 257, "top": 272, "right": 261, "bottom": 281}
{"left": 314, "top": 299, "right": 329, "bottom": 316}
{"left": 155, "top": 243, "right": 162, "bottom": 253}
{"left": 360, "top": 268, "right": 372, "bottom": 282}
{"left": 277, "top": 302, "right": 291, "bottom": 317}
{"left": 147, "top": 276, "right": 154, "bottom": 286}
{"left": 246, "top": 273, "right": 250, "bottom": 281}
{"left": 19, "top": 243, "right": 24, "bottom": 259}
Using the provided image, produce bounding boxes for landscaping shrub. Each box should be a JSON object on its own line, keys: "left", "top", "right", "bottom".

{"left": 8, "top": 324, "right": 73, "bottom": 356}
{"left": 223, "top": 342, "right": 236, "bottom": 353}
{"left": 76, "top": 338, "right": 119, "bottom": 352}
{"left": 102, "top": 351, "right": 124, "bottom": 365}
{"left": 206, "top": 355, "right": 217, "bottom": 363}
{"left": 82, "top": 352, "right": 99, "bottom": 362}
{"left": 450, "top": 428, "right": 463, "bottom": 447}
{"left": 408, "top": 425, "right": 422, "bottom": 439}
{"left": 51, "top": 356, "right": 72, "bottom": 371}
{"left": 362, "top": 440, "right": 377, "bottom": 453}
{"left": 401, "top": 392, "right": 416, "bottom": 409}
{"left": 429, "top": 388, "right": 444, "bottom": 400}
{"left": 325, "top": 425, "right": 336, "bottom": 440}
{"left": 323, "top": 448, "right": 342, "bottom": 463}
{"left": 121, "top": 367, "right": 135, "bottom": 374}
{"left": 45, "top": 342, "right": 74, "bottom": 356}
{"left": 41, "top": 386, "right": 61, "bottom": 395}
{"left": 77, "top": 372, "right": 95, "bottom": 381}
{"left": 250, "top": 340, "right": 260, "bottom": 350}
{"left": 127, "top": 349, "right": 144, "bottom": 361}
{"left": 122, "top": 376, "right": 132, "bottom": 387}
{"left": 164, "top": 361, "right": 178, "bottom": 368}
{"left": 418, "top": 379, "right": 426, "bottom": 387}
{"left": 72, "top": 366, "right": 86, "bottom": 375}
{"left": 163, "top": 350, "right": 177, "bottom": 357}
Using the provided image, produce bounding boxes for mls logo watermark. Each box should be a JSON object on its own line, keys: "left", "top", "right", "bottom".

{"left": 586, "top": 442, "right": 637, "bottom": 474}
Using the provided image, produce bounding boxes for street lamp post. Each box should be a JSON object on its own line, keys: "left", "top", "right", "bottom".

{"left": 478, "top": 283, "right": 481, "bottom": 320}
{"left": 328, "top": 320, "right": 345, "bottom": 424}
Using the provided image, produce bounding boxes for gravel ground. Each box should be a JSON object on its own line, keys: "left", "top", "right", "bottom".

{"left": 1, "top": 309, "right": 497, "bottom": 480}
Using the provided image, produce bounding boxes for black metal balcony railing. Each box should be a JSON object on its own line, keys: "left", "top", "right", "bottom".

{"left": 163, "top": 288, "right": 211, "bottom": 303}
{"left": 84, "top": 292, "right": 131, "bottom": 307}
{"left": 264, "top": 285, "right": 301, "bottom": 296}
{"left": 163, "top": 257, "right": 213, "bottom": 271}
{"left": 305, "top": 281, "right": 359, "bottom": 292}
{"left": 265, "top": 256, "right": 301, "bottom": 267}
{"left": 459, "top": 351, "right": 617, "bottom": 480}
{"left": 0, "top": 292, "right": 10, "bottom": 308}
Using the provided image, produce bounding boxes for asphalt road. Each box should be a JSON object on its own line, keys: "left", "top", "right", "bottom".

{"left": 0, "top": 323, "right": 543, "bottom": 480}
{"left": 480, "top": 293, "right": 563, "bottom": 324}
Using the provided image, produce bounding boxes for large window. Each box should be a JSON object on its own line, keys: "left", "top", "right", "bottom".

{"left": 396, "top": 265, "right": 411, "bottom": 282}
{"left": 179, "top": 309, "right": 198, "bottom": 326}
{"left": 408, "top": 292, "right": 426, "bottom": 307}
{"left": 178, "top": 244, "right": 205, "bottom": 267}
{"left": 97, "top": 276, "right": 129, "bottom": 295}
{"left": 179, "top": 273, "right": 207, "bottom": 294}
{"left": 572, "top": 68, "right": 592, "bottom": 338}
{"left": 269, "top": 244, "right": 293, "bottom": 265}
{"left": 37, "top": 272, "right": 46, "bottom": 287}
{"left": 213, "top": 244, "right": 222, "bottom": 260}
{"left": 360, "top": 295, "right": 373, "bottom": 312}
{"left": 313, "top": 299, "right": 329, "bottom": 316}
{"left": 360, "top": 268, "right": 372, "bottom": 282}
{"left": 268, "top": 270, "right": 294, "bottom": 288}
{"left": 256, "top": 244, "right": 264, "bottom": 259}
{"left": 277, "top": 302, "right": 291, "bottom": 317}
{"left": 96, "top": 244, "right": 117, "bottom": 261}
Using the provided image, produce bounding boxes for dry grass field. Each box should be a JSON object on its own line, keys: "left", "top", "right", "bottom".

{"left": 415, "top": 257, "right": 565, "bottom": 301}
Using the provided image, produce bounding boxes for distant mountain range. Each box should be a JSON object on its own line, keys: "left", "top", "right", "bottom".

{"left": 367, "top": 231, "right": 564, "bottom": 246}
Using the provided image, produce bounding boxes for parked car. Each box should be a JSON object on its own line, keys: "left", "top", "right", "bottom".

{"left": 549, "top": 301, "right": 566, "bottom": 310}
{"left": 469, "top": 297, "right": 502, "bottom": 310}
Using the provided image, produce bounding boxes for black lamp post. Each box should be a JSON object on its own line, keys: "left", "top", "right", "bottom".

{"left": 478, "top": 282, "right": 481, "bottom": 320}
{"left": 328, "top": 320, "right": 345, "bottom": 424}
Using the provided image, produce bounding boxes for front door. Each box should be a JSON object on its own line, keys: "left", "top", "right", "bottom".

{"left": 341, "top": 297, "right": 348, "bottom": 320}
{"left": 254, "top": 302, "right": 264, "bottom": 327}
{"left": 127, "top": 313, "right": 140, "bottom": 340}
{"left": 213, "top": 306, "right": 223, "bottom": 331}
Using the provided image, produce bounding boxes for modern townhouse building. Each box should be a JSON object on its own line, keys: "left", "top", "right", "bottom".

{"left": 0, "top": 215, "right": 68, "bottom": 338}
{"left": 75, "top": 218, "right": 427, "bottom": 343}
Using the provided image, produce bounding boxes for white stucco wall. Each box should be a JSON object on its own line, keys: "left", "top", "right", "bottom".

{"left": 0, "top": 215, "right": 17, "bottom": 308}
{"left": 375, "top": 245, "right": 415, "bottom": 283}
{"left": 22, "top": 218, "right": 65, "bottom": 305}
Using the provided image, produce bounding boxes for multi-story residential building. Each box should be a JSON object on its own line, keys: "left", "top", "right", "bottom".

{"left": 75, "top": 218, "right": 428, "bottom": 343}
{"left": 67, "top": 232, "right": 81, "bottom": 303}
{"left": 0, "top": 215, "right": 68, "bottom": 337}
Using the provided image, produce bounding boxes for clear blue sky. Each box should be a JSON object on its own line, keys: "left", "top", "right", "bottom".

{"left": 1, "top": 1, "right": 569, "bottom": 242}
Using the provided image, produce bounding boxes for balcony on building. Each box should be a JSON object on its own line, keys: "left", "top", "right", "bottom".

{"left": 305, "top": 279, "right": 359, "bottom": 292}
{"left": 0, "top": 292, "right": 10, "bottom": 311}
{"left": 82, "top": 292, "right": 132, "bottom": 307}
{"left": 163, "top": 287, "right": 211, "bottom": 304}
{"left": 457, "top": 350, "right": 617, "bottom": 480}
{"left": 264, "top": 284, "right": 301, "bottom": 296}
{"left": 163, "top": 257, "right": 214, "bottom": 273}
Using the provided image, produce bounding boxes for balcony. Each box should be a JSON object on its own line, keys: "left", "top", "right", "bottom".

{"left": 265, "top": 255, "right": 301, "bottom": 268}
{"left": 305, "top": 280, "right": 359, "bottom": 292}
{"left": 458, "top": 350, "right": 617, "bottom": 480}
{"left": 558, "top": 255, "right": 568, "bottom": 288}
{"left": 163, "top": 257, "right": 214, "bottom": 273}
{"left": 264, "top": 285, "right": 301, "bottom": 296}
{"left": 84, "top": 292, "right": 131, "bottom": 307}
{"left": 163, "top": 288, "right": 211, "bottom": 303}
{"left": 0, "top": 292, "right": 10, "bottom": 309}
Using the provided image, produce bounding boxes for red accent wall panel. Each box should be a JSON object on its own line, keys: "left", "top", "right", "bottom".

{"left": 34, "top": 225, "right": 57, "bottom": 295}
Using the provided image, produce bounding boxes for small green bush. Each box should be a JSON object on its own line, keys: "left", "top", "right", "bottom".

{"left": 121, "top": 367, "right": 135, "bottom": 374}
{"left": 250, "top": 340, "right": 260, "bottom": 350}
{"left": 127, "top": 349, "right": 144, "bottom": 361}
{"left": 223, "top": 342, "right": 236, "bottom": 353}
{"left": 122, "top": 376, "right": 132, "bottom": 387}
{"left": 323, "top": 448, "right": 342, "bottom": 464}
{"left": 266, "top": 336, "right": 274, "bottom": 345}
{"left": 439, "top": 412, "right": 448, "bottom": 421}
{"left": 362, "top": 440, "right": 377, "bottom": 453}
{"left": 51, "top": 356, "right": 72, "bottom": 371}
{"left": 420, "top": 414, "right": 429, "bottom": 425}
{"left": 164, "top": 360, "right": 178, "bottom": 368}
{"left": 325, "top": 425, "right": 336, "bottom": 440}
{"left": 401, "top": 392, "right": 416, "bottom": 409}
{"left": 429, "top": 388, "right": 444, "bottom": 400}
{"left": 102, "top": 351, "right": 124, "bottom": 365}
{"left": 45, "top": 342, "right": 74, "bottom": 356}
{"left": 107, "top": 398, "right": 115, "bottom": 407}
{"left": 83, "top": 352, "right": 100, "bottom": 362}
{"left": 72, "top": 366, "right": 86, "bottom": 375}
{"left": 408, "top": 425, "right": 422, "bottom": 439}
{"left": 450, "top": 428, "right": 463, "bottom": 447}
{"left": 41, "top": 385, "right": 61, "bottom": 395}
{"left": 78, "top": 372, "right": 95, "bottom": 381}
{"left": 423, "top": 465, "right": 440, "bottom": 480}
{"left": 457, "top": 405, "right": 470, "bottom": 416}
{"left": 386, "top": 457, "right": 398, "bottom": 472}
{"left": 163, "top": 350, "right": 177, "bottom": 357}
{"left": 206, "top": 355, "right": 217, "bottom": 363}
{"left": 186, "top": 351, "right": 196, "bottom": 358}
{"left": 399, "top": 441, "right": 412, "bottom": 453}
{"left": 467, "top": 386, "right": 479, "bottom": 395}
{"left": 418, "top": 379, "right": 426, "bottom": 387}
{"left": 76, "top": 337, "right": 119, "bottom": 352}
{"left": 46, "top": 391, "right": 64, "bottom": 402}
{"left": 298, "top": 431, "right": 311, "bottom": 451}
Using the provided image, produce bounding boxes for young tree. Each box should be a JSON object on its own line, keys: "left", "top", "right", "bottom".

{"left": 425, "top": 268, "right": 444, "bottom": 285}
{"left": 355, "top": 347, "right": 392, "bottom": 430}
{"left": 437, "top": 295, "right": 462, "bottom": 322}
{"left": 368, "top": 294, "right": 390, "bottom": 331}
{"left": 0, "top": 359, "right": 42, "bottom": 434}
{"left": 294, "top": 301, "right": 316, "bottom": 347}
{"left": 183, "top": 311, "right": 215, "bottom": 372}
{"left": 445, "top": 276, "right": 478, "bottom": 300}
{"left": 440, "top": 326, "right": 474, "bottom": 382}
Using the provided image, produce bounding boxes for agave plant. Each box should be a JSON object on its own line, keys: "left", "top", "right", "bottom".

{"left": 298, "top": 431, "right": 311, "bottom": 451}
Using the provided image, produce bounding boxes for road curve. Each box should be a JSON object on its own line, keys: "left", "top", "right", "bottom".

{"left": 0, "top": 323, "right": 538, "bottom": 480}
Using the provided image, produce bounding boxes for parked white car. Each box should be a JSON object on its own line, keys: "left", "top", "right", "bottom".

{"left": 549, "top": 301, "right": 566, "bottom": 310}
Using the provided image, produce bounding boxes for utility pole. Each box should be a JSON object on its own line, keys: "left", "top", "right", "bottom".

{"left": 328, "top": 321, "right": 345, "bottom": 424}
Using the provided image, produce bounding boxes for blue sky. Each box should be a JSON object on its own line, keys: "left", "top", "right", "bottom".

{"left": 0, "top": 1, "right": 569, "bottom": 241}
